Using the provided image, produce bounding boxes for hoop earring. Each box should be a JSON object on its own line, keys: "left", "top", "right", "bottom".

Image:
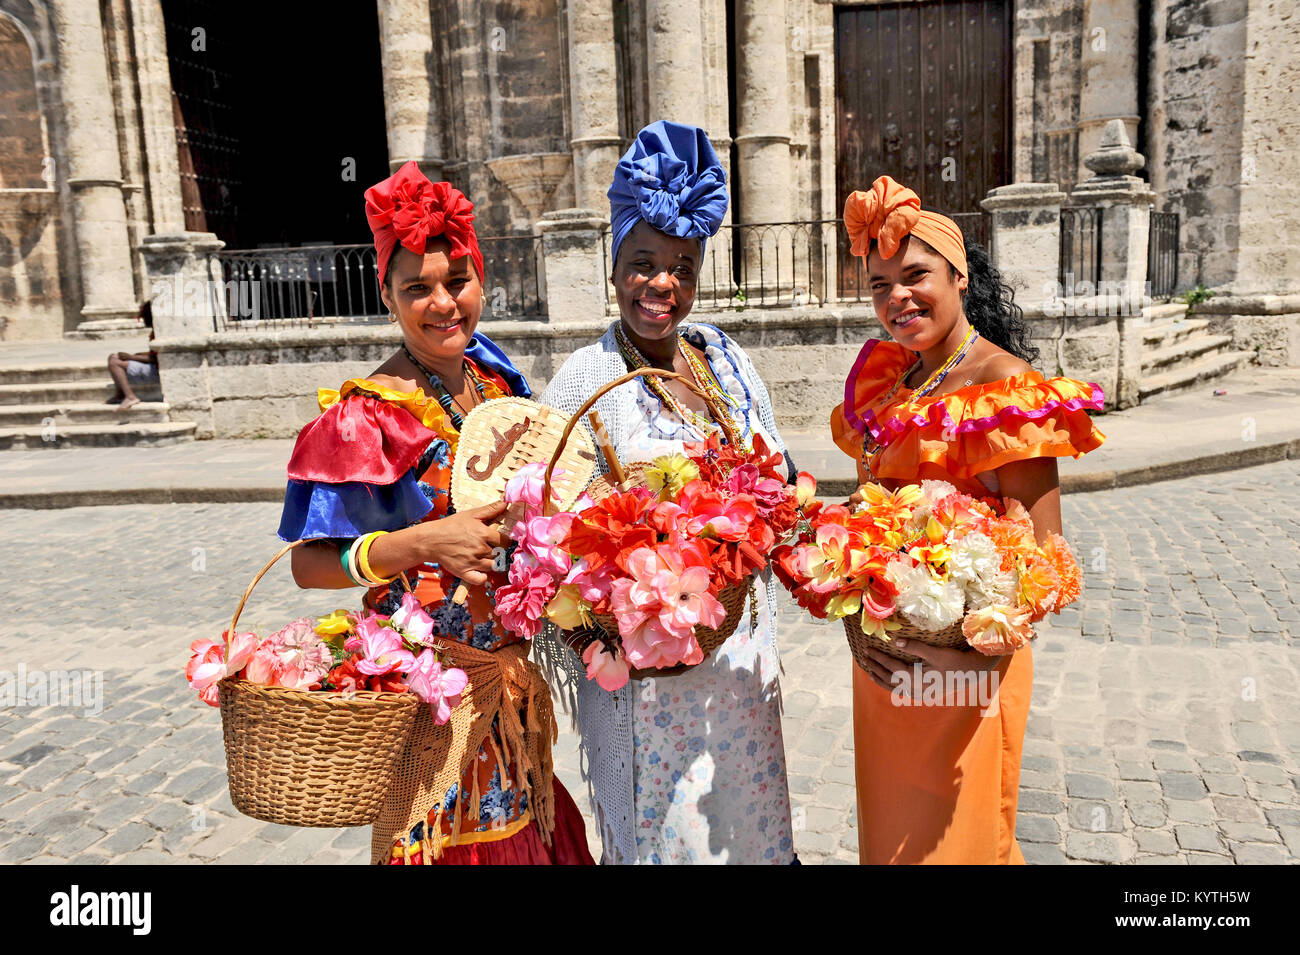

{"left": 388, "top": 312, "right": 397, "bottom": 323}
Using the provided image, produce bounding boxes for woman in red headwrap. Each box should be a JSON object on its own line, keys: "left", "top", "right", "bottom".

{"left": 277, "top": 161, "right": 593, "bottom": 865}
{"left": 831, "top": 176, "right": 1106, "bottom": 864}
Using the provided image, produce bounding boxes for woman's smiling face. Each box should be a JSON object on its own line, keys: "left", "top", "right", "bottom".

{"left": 612, "top": 220, "right": 701, "bottom": 344}
{"left": 380, "top": 239, "right": 483, "bottom": 365}
{"left": 866, "top": 236, "right": 967, "bottom": 350}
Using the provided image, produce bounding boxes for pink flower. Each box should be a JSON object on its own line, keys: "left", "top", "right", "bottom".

{"left": 563, "top": 558, "right": 617, "bottom": 605}
{"left": 678, "top": 482, "right": 759, "bottom": 541}
{"left": 186, "top": 632, "right": 258, "bottom": 706}
{"left": 389, "top": 592, "right": 435, "bottom": 645}
{"left": 262, "top": 617, "right": 334, "bottom": 689}
{"left": 404, "top": 648, "right": 469, "bottom": 724}
{"left": 495, "top": 556, "right": 559, "bottom": 639}
{"left": 723, "top": 464, "right": 787, "bottom": 516}
{"left": 504, "top": 462, "right": 562, "bottom": 511}
{"left": 350, "top": 616, "right": 416, "bottom": 677}
{"left": 243, "top": 645, "right": 279, "bottom": 685}
{"left": 512, "top": 511, "right": 576, "bottom": 577}
{"left": 582, "top": 640, "right": 630, "bottom": 691}
{"left": 609, "top": 545, "right": 723, "bottom": 670}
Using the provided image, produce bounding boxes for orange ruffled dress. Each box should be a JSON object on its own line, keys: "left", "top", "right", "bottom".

{"left": 830, "top": 338, "right": 1106, "bottom": 864}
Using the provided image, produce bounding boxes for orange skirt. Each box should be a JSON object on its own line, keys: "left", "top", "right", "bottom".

{"left": 852, "top": 644, "right": 1033, "bottom": 864}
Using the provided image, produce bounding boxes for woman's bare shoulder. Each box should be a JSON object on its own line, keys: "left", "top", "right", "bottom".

{"left": 971, "top": 345, "right": 1034, "bottom": 384}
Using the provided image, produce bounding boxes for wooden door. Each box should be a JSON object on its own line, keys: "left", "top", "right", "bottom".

{"left": 834, "top": 0, "right": 1012, "bottom": 290}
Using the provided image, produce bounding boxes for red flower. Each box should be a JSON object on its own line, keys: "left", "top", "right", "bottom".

{"left": 564, "top": 487, "right": 657, "bottom": 573}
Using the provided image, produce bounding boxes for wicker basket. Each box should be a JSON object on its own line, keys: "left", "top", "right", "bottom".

{"left": 216, "top": 540, "right": 420, "bottom": 828}
{"left": 541, "top": 367, "right": 755, "bottom": 671}
{"left": 844, "top": 614, "right": 969, "bottom": 669}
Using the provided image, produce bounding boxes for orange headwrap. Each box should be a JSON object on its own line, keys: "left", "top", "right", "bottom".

{"left": 843, "top": 176, "right": 967, "bottom": 278}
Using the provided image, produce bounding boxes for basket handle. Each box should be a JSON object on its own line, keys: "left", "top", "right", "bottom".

{"left": 541, "top": 366, "right": 741, "bottom": 510}
{"left": 225, "top": 539, "right": 410, "bottom": 662}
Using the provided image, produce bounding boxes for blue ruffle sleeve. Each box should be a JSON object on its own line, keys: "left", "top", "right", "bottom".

{"left": 277, "top": 468, "right": 433, "bottom": 542}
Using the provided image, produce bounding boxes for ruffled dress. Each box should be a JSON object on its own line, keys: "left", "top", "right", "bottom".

{"left": 277, "top": 341, "right": 593, "bottom": 866}
{"left": 829, "top": 337, "right": 1106, "bottom": 864}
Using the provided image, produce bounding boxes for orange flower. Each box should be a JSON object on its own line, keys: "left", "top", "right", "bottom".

{"left": 962, "top": 603, "right": 1034, "bottom": 655}
{"left": 856, "top": 482, "right": 925, "bottom": 535}
{"left": 1016, "top": 552, "right": 1062, "bottom": 622}
{"left": 1040, "top": 532, "right": 1082, "bottom": 610}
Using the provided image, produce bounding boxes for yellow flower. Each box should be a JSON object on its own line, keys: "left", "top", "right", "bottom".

{"left": 315, "top": 610, "right": 352, "bottom": 635}
{"left": 859, "top": 613, "right": 903, "bottom": 641}
{"left": 546, "top": 584, "right": 594, "bottom": 631}
{"left": 645, "top": 454, "right": 701, "bottom": 501}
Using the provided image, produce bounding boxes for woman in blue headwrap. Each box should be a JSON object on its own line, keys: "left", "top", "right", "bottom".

{"left": 538, "top": 121, "right": 797, "bottom": 864}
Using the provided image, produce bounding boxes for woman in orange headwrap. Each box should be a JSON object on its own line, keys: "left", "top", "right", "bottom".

{"left": 831, "top": 176, "right": 1106, "bottom": 864}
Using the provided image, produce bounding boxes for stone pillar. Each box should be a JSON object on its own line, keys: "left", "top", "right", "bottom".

{"left": 537, "top": 209, "right": 609, "bottom": 323}
{"left": 141, "top": 231, "right": 224, "bottom": 437}
{"left": 566, "top": 0, "right": 623, "bottom": 211}
{"left": 645, "top": 0, "right": 708, "bottom": 128}
{"left": 980, "top": 183, "right": 1067, "bottom": 310}
{"left": 129, "top": 0, "right": 185, "bottom": 233}
{"left": 50, "top": 0, "right": 140, "bottom": 331}
{"left": 377, "top": 0, "right": 443, "bottom": 177}
{"left": 1068, "top": 120, "right": 1154, "bottom": 410}
{"left": 1076, "top": 0, "right": 1140, "bottom": 186}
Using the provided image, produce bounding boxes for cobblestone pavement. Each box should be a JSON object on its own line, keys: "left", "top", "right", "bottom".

{"left": 1, "top": 459, "right": 1297, "bottom": 864}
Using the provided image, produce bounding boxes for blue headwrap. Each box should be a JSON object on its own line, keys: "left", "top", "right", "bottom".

{"left": 607, "top": 120, "right": 729, "bottom": 267}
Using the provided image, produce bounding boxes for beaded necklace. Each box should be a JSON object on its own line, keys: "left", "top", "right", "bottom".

{"left": 614, "top": 322, "right": 748, "bottom": 448}
{"left": 860, "top": 326, "right": 980, "bottom": 479}
{"left": 401, "top": 343, "right": 486, "bottom": 430}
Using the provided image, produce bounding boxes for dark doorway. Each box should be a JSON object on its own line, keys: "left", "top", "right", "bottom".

{"left": 834, "top": 0, "right": 1012, "bottom": 214}
{"left": 163, "top": 0, "right": 389, "bottom": 250}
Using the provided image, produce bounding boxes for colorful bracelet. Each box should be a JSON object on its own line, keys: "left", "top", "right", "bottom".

{"left": 339, "top": 539, "right": 369, "bottom": 588}
{"left": 356, "top": 531, "right": 396, "bottom": 585}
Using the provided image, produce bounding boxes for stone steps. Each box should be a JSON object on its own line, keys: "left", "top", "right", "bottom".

{"left": 0, "top": 361, "right": 114, "bottom": 386}
{"left": 1144, "top": 301, "right": 1188, "bottom": 323}
{"left": 0, "top": 420, "right": 196, "bottom": 450}
{"left": 1141, "top": 333, "right": 1237, "bottom": 376}
{"left": 1139, "top": 349, "right": 1255, "bottom": 402}
{"left": 1139, "top": 316, "right": 1210, "bottom": 350}
{"left": 0, "top": 380, "right": 114, "bottom": 406}
{"left": 0, "top": 401, "right": 172, "bottom": 427}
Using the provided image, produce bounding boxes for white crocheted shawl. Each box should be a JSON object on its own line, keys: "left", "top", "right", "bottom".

{"left": 533, "top": 320, "right": 789, "bottom": 863}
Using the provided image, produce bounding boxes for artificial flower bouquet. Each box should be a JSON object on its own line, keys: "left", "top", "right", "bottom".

{"left": 493, "top": 433, "right": 817, "bottom": 691}
{"left": 772, "top": 479, "right": 1082, "bottom": 662}
{"left": 186, "top": 593, "right": 469, "bottom": 724}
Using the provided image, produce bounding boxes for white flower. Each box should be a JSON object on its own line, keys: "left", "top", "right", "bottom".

{"left": 965, "top": 569, "right": 1019, "bottom": 611}
{"left": 949, "top": 531, "right": 1001, "bottom": 588}
{"left": 920, "top": 479, "right": 957, "bottom": 503}
{"left": 887, "top": 559, "right": 966, "bottom": 632}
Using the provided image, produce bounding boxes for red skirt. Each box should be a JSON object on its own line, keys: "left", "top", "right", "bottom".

{"left": 390, "top": 777, "right": 595, "bottom": 865}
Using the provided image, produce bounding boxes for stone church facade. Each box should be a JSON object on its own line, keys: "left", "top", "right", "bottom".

{"left": 1, "top": 0, "right": 1295, "bottom": 432}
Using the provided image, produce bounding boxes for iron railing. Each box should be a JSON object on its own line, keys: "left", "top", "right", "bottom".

{"left": 602, "top": 215, "right": 992, "bottom": 311}
{"left": 207, "top": 236, "right": 546, "bottom": 330}
{"left": 1147, "top": 210, "right": 1180, "bottom": 299}
{"left": 1059, "top": 206, "right": 1103, "bottom": 293}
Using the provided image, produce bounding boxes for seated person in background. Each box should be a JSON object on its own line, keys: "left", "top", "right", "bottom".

{"left": 108, "top": 302, "right": 158, "bottom": 410}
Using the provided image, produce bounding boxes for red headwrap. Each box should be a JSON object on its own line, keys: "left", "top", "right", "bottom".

{"left": 364, "top": 161, "right": 485, "bottom": 285}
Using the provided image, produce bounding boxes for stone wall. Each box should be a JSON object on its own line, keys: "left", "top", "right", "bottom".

{"left": 1146, "top": 0, "right": 1248, "bottom": 289}
{"left": 153, "top": 302, "right": 1129, "bottom": 440}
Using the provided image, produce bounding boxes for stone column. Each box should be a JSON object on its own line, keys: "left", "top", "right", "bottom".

{"left": 566, "top": 0, "right": 623, "bottom": 211}
{"left": 980, "top": 183, "right": 1066, "bottom": 310}
{"left": 1076, "top": 0, "right": 1140, "bottom": 186}
{"left": 537, "top": 209, "right": 609, "bottom": 323}
{"left": 129, "top": 0, "right": 185, "bottom": 233}
{"left": 50, "top": 0, "right": 140, "bottom": 331}
{"left": 733, "top": 0, "right": 796, "bottom": 301}
{"left": 377, "top": 0, "right": 443, "bottom": 177}
{"left": 645, "top": 0, "right": 708, "bottom": 129}
{"left": 1069, "top": 120, "right": 1156, "bottom": 410}
{"left": 141, "top": 231, "right": 225, "bottom": 437}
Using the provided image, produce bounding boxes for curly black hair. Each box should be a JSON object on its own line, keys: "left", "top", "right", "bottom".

{"left": 956, "top": 237, "right": 1039, "bottom": 365}
{"left": 874, "top": 235, "right": 1039, "bottom": 365}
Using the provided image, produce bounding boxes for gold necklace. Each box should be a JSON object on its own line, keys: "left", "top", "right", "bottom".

{"left": 860, "top": 326, "right": 979, "bottom": 478}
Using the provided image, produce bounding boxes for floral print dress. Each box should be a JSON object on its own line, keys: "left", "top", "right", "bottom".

{"left": 619, "top": 328, "right": 795, "bottom": 864}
